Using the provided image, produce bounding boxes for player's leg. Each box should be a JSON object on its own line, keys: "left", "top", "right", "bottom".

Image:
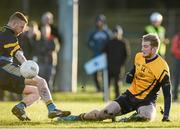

{"left": 22, "top": 85, "right": 40, "bottom": 106}
{"left": 58, "top": 91, "right": 136, "bottom": 122}
{"left": 137, "top": 104, "right": 156, "bottom": 121}
{"left": 58, "top": 101, "right": 122, "bottom": 121}
{"left": 84, "top": 101, "right": 121, "bottom": 120}
{"left": 25, "top": 75, "right": 70, "bottom": 118}
{"left": 0, "top": 64, "right": 31, "bottom": 121}
{"left": 12, "top": 85, "right": 40, "bottom": 121}
{"left": 119, "top": 103, "right": 156, "bottom": 122}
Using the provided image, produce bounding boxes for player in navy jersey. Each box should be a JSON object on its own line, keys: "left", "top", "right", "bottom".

{"left": 0, "top": 12, "right": 70, "bottom": 121}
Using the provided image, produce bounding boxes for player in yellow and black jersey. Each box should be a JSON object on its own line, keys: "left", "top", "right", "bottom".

{"left": 60, "top": 33, "right": 171, "bottom": 122}
{"left": 0, "top": 12, "right": 70, "bottom": 121}
{"left": 128, "top": 52, "right": 170, "bottom": 100}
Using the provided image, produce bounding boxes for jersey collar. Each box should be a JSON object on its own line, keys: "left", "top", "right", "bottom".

{"left": 4, "top": 25, "right": 16, "bottom": 35}
{"left": 145, "top": 54, "right": 158, "bottom": 63}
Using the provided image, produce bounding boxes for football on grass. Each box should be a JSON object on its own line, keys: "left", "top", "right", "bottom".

{"left": 20, "top": 60, "right": 39, "bottom": 79}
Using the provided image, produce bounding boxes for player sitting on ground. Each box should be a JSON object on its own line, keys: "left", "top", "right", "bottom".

{"left": 59, "top": 33, "right": 171, "bottom": 122}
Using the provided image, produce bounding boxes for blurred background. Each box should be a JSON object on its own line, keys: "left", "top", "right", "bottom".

{"left": 0, "top": 0, "right": 180, "bottom": 94}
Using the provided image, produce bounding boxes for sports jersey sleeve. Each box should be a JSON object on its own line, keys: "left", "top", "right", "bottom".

{"left": 1, "top": 30, "right": 21, "bottom": 58}
{"left": 4, "top": 41, "right": 21, "bottom": 57}
{"left": 161, "top": 74, "right": 171, "bottom": 119}
{"left": 154, "top": 59, "right": 171, "bottom": 119}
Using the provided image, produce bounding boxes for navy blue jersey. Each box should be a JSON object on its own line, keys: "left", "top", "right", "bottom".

{"left": 0, "top": 26, "right": 21, "bottom": 62}
{"left": 0, "top": 26, "right": 25, "bottom": 94}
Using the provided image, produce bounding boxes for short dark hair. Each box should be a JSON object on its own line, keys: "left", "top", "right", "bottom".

{"left": 9, "top": 12, "right": 28, "bottom": 23}
{"left": 142, "top": 33, "right": 160, "bottom": 48}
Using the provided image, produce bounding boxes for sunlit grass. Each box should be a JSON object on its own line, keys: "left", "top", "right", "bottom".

{"left": 0, "top": 84, "right": 180, "bottom": 128}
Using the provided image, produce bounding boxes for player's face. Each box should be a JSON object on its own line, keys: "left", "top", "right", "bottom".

{"left": 141, "top": 41, "right": 153, "bottom": 59}
{"left": 14, "top": 21, "right": 27, "bottom": 36}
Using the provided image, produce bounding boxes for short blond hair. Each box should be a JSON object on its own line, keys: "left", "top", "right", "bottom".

{"left": 9, "top": 12, "right": 28, "bottom": 23}
{"left": 142, "top": 33, "right": 160, "bottom": 48}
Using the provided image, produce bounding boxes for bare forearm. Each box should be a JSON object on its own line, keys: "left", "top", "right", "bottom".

{"left": 15, "top": 50, "right": 27, "bottom": 64}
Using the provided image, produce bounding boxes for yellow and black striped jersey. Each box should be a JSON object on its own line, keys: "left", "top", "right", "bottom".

{"left": 128, "top": 52, "right": 170, "bottom": 100}
{"left": 0, "top": 26, "right": 21, "bottom": 61}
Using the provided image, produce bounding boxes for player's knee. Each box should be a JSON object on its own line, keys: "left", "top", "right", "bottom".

{"left": 31, "top": 87, "right": 40, "bottom": 100}
{"left": 138, "top": 105, "right": 156, "bottom": 121}
{"left": 84, "top": 109, "right": 116, "bottom": 121}
{"left": 98, "top": 101, "right": 121, "bottom": 120}
{"left": 23, "top": 86, "right": 40, "bottom": 105}
{"left": 25, "top": 86, "right": 40, "bottom": 99}
{"left": 99, "top": 109, "right": 115, "bottom": 120}
{"left": 34, "top": 76, "right": 47, "bottom": 87}
{"left": 30, "top": 91, "right": 40, "bottom": 102}
{"left": 84, "top": 109, "right": 100, "bottom": 120}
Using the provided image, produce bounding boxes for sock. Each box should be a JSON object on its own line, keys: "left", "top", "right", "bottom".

{"left": 78, "top": 113, "right": 86, "bottom": 120}
{"left": 47, "top": 102, "right": 57, "bottom": 112}
{"left": 16, "top": 102, "right": 26, "bottom": 109}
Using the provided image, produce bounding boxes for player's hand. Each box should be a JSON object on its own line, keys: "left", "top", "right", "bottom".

{"left": 125, "top": 72, "right": 133, "bottom": 83}
{"left": 162, "top": 116, "right": 170, "bottom": 122}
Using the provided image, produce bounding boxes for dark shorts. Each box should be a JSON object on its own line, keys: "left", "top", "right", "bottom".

{"left": 114, "top": 90, "right": 154, "bottom": 115}
{"left": 0, "top": 62, "right": 25, "bottom": 94}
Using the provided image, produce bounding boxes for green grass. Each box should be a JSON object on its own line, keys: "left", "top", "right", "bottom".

{"left": 0, "top": 85, "right": 180, "bottom": 128}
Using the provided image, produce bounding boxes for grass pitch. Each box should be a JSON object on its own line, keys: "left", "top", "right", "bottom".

{"left": 0, "top": 85, "right": 180, "bottom": 128}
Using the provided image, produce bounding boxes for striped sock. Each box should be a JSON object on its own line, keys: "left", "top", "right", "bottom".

{"left": 16, "top": 102, "right": 26, "bottom": 109}
{"left": 46, "top": 100, "right": 56, "bottom": 112}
